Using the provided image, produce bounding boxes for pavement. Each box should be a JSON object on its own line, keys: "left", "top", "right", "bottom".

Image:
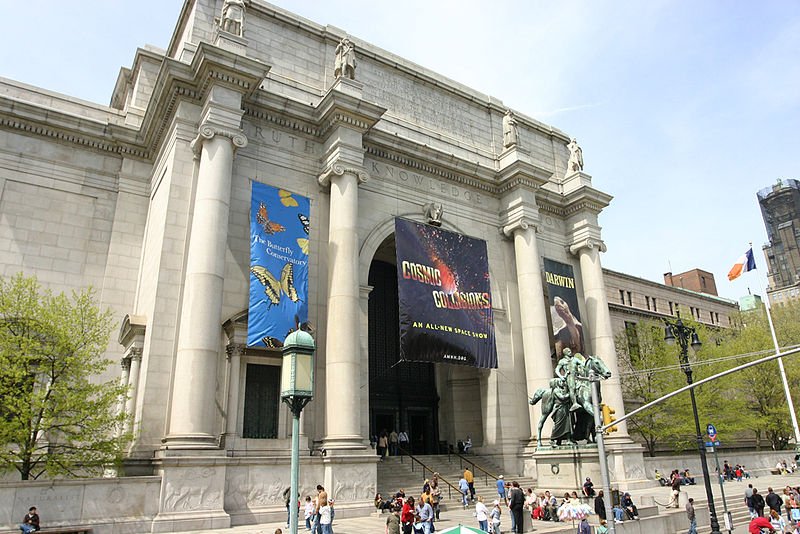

{"left": 179, "top": 472, "right": 800, "bottom": 534}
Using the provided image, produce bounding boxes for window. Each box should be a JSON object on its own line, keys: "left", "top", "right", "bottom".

{"left": 669, "top": 301, "right": 674, "bottom": 315}
{"left": 652, "top": 298, "right": 658, "bottom": 312}
{"left": 690, "top": 306, "right": 695, "bottom": 317}
{"left": 701, "top": 276, "right": 707, "bottom": 289}
{"left": 645, "top": 296, "right": 651, "bottom": 310}
{"left": 627, "top": 291, "right": 632, "bottom": 306}
{"left": 242, "top": 363, "right": 281, "bottom": 439}
{"left": 675, "top": 303, "right": 681, "bottom": 317}
{"left": 619, "top": 289, "right": 625, "bottom": 304}
{"left": 625, "top": 321, "right": 639, "bottom": 360}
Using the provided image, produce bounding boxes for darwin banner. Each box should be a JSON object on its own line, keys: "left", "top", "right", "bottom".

{"left": 394, "top": 218, "right": 497, "bottom": 368}
{"left": 543, "top": 258, "right": 585, "bottom": 358}
{"left": 248, "top": 181, "right": 311, "bottom": 348}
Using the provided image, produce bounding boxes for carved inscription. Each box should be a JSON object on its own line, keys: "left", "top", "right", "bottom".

{"left": 369, "top": 160, "right": 484, "bottom": 207}
{"left": 245, "top": 125, "right": 317, "bottom": 155}
{"left": 363, "top": 67, "right": 482, "bottom": 144}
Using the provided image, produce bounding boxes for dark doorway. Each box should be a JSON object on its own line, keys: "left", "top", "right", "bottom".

{"left": 368, "top": 256, "right": 439, "bottom": 454}
{"left": 242, "top": 363, "right": 280, "bottom": 438}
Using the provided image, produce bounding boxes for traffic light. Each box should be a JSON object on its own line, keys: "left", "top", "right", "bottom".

{"left": 601, "top": 404, "right": 618, "bottom": 433}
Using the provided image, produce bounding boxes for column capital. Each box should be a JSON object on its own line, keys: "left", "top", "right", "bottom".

{"left": 190, "top": 123, "right": 248, "bottom": 158}
{"left": 500, "top": 217, "right": 540, "bottom": 239}
{"left": 121, "top": 358, "right": 132, "bottom": 371}
{"left": 226, "top": 343, "right": 246, "bottom": 359}
{"left": 318, "top": 162, "right": 369, "bottom": 187}
{"left": 569, "top": 237, "right": 607, "bottom": 255}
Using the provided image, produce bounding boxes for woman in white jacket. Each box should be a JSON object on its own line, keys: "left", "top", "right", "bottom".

{"left": 475, "top": 496, "right": 489, "bottom": 532}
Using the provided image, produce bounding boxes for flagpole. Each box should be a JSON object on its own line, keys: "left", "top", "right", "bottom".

{"left": 762, "top": 292, "right": 800, "bottom": 448}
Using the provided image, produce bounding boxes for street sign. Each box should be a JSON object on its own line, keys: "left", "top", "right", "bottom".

{"left": 705, "top": 441, "right": 721, "bottom": 447}
{"left": 707, "top": 423, "right": 717, "bottom": 439}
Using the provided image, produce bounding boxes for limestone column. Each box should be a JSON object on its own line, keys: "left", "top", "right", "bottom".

{"left": 124, "top": 348, "right": 143, "bottom": 436}
{"left": 165, "top": 109, "right": 247, "bottom": 448}
{"left": 571, "top": 239, "right": 629, "bottom": 438}
{"left": 319, "top": 164, "right": 368, "bottom": 451}
{"left": 225, "top": 344, "right": 244, "bottom": 436}
{"left": 116, "top": 358, "right": 131, "bottom": 438}
{"left": 502, "top": 218, "right": 554, "bottom": 444}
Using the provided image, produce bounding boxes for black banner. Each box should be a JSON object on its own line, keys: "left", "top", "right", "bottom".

{"left": 543, "top": 258, "right": 585, "bottom": 358}
{"left": 394, "top": 218, "right": 497, "bottom": 369}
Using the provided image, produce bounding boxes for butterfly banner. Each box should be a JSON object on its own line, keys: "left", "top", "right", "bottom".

{"left": 394, "top": 217, "right": 497, "bottom": 369}
{"left": 248, "top": 181, "right": 311, "bottom": 348}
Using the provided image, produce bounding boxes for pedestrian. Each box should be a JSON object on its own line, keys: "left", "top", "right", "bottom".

{"left": 418, "top": 496, "right": 434, "bottom": 534}
{"left": 767, "top": 487, "right": 784, "bottom": 517}
{"left": 753, "top": 488, "right": 766, "bottom": 518}
{"left": 465, "top": 467, "right": 476, "bottom": 501}
{"left": 770, "top": 509, "right": 787, "bottom": 532}
{"left": 304, "top": 496, "right": 315, "bottom": 530}
{"left": 318, "top": 498, "right": 333, "bottom": 534}
{"left": 378, "top": 431, "right": 389, "bottom": 459}
{"left": 401, "top": 496, "right": 415, "bottom": 534}
{"left": 686, "top": 498, "right": 697, "bottom": 534}
{"left": 746, "top": 484, "right": 756, "bottom": 518}
{"left": 19, "top": 507, "right": 40, "bottom": 534}
{"left": 508, "top": 481, "right": 525, "bottom": 534}
{"left": 596, "top": 519, "right": 609, "bottom": 534}
{"left": 476, "top": 496, "right": 489, "bottom": 532}
{"left": 489, "top": 500, "right": 502, "bottom": 534}
{"left": 430, "top": 474, "right": 442, "bottom": 520}
{"left": 668, "top": 470, "right": 681, "bottom": 508}
{"left": 496, "top": 475, "right": 506, "bottom": 500}
{"left": 386, "top": 505, "right": 401, "bottom": 534}
{"left": 282, "top": 486, "right": 292, "bottom": 529}
{"left": 749, "top": 516, "right": 775, "bottom": 534}
{"left": 578, "top": 517, "right": 591, "bottom": 534}
{"left": 594, "top": 490, "right": 606, "bottom": 521}
{"left": 398, "top": 430, "right": 410, "bottom": 454}
{"left": 459, "top": 474, "right": 470, "bottom": 508}
{"left": 389, "top": 430, "right": 399, "bottom": 456}
{"left": 312, "top": 485, "right": 327, "bottom": 534}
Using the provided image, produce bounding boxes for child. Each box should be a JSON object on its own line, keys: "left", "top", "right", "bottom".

{"left": 490, "top": 499, "right": 502, "bottom": 534}
{"left": 304, "top": 496, "right": 314, "bottom": 530}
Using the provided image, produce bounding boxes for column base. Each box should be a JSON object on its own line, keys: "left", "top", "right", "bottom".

{"left": 321, "top": 435, "right": 370, "bottom": 457}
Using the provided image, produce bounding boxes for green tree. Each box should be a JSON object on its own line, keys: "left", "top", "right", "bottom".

{"left": 0, "top": 273, "right": 130, "bottom": 480}
{"left": 616, "top": 320, "right": 695, "bottom": 456}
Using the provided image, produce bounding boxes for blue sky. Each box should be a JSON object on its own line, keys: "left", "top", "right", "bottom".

{"left": 2, "top": 1, "right": 797, "bottom": 302}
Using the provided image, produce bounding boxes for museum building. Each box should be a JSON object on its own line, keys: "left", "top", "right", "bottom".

{"left": 0, "top": 0, "right": 656, "bottom": 530}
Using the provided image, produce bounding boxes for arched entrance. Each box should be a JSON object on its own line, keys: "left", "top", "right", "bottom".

{"left": 368, "top": 235, "right": 440, "bottom": 455}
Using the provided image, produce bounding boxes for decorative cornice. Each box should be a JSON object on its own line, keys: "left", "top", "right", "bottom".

{"left": 243, "top": 105, "right": 319, "bottom": 136}
{"left": 319, "top": 112, "right": 372, "bottom": 138}
{"left": 318, "top": 162, "right": 369, "bottom": 187}
{"left": 190, "top": 123, "right": 248, "bottom": 158}
{"left": 569, "top": 237, "right": 607, "bottom": 255}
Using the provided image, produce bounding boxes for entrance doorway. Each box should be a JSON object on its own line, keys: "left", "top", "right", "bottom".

{"left": 368, "top": 249, "right": 439, "bottom": 455}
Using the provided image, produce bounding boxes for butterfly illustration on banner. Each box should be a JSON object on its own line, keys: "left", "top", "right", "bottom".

{"left": 256, "top": 202, "right": 286, "bottom": 235}
{"left": 250, "top": 263, "right": 301, "bottom": 307}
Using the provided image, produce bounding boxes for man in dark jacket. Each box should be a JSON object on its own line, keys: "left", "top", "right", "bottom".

{"left": 595, "top": 490, "right": 606, "bottom": 520}
{"left": 766, "top": 487, "right": 783, "bottom": 516}
{"left": 508, "top": 481, "right": 525, "bottom": 534}
{"left": 751, "top": 488, "right": 766, "bottom": 517}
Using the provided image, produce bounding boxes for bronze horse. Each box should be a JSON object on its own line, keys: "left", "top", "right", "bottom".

{"left": 529, "top": 354, "right": 612, "bottom": 446}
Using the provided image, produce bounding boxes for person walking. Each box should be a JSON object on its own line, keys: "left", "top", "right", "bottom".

{"left": 418, "top": 497, "right": 434, "bottom": 534}
{"left": 459, "top": 475, "right": 470, "bottom": 509}
{"left": 686, "top": 498, "right": 697, "bottom": 534}
{"left": 401, "top": 497, "right": 416, "bottom": 534}
{"left": 386, "top": 505, "right": 401, "bottom": 534}
{"left": 752, "top": 488, "right": 766, "bottom": 518}
{"left": 496, "top": 475, "right": 506, "bottom": 501}
{"left": 465, "top": 467, "right": 476, "bottom": 501}
{"left": 766, "top": 487, "right": 783, "bottom": 517}
{"left": 389, "top": 430, "right": 399, "bottom": 456}
{"left": 489, "top": 500, "right": 502, "bottom": 534}
{"left": 475, "top": 496, "right": 489, "bottom": 532}
{"left": 668, "top": 471, "right": 681, "bottom": 508}
{"left": 745, "top": 484, "right": 756, "bottom": 518}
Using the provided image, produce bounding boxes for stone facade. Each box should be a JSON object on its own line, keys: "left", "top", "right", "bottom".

{"left": 0, "top": 1, "right": 647, "bottom": 531}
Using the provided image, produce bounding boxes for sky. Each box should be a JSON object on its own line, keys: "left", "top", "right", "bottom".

{"left": 1, "top": 1, "right": 798, "bottom": 303}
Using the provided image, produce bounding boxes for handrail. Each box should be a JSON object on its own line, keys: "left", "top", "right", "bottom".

{"left": 396, "top": 446, "right": 462, "bottom": 501}
{"left": 453, "top": 452, "right": 500, "bottom": 488}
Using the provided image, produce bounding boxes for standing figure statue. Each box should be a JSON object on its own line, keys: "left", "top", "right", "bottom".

{"left": 220, "top": 0, "right": 246, "bottom": 37}
{"left": 530, "top": 353, "right": 612, "bottom": 446}
{"left": 566, "top": 138, "right": 584, "bottom": 173}
{"left": 502, "top": 110, "right": 519, "bottom": 148}
{"left": 334, "top": 38, "right": 357, "bottom": 80}
{"left": 555, "top": 348, "right": 584, "bottom": 412}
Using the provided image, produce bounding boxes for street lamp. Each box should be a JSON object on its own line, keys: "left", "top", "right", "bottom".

{"left": 281, "top": 330, "right": 315, "bottom": 534}
{"left": 664, "top": 318, "right": 721, "bottom": 534}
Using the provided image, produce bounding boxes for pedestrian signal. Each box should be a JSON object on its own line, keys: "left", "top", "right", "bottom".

{"left": 601, "top": 404, "right": 618, "bottom": 433}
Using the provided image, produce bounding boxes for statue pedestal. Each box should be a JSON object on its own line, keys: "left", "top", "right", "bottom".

{"left": 528, "top": 442, "right": 653, "bottom": 492}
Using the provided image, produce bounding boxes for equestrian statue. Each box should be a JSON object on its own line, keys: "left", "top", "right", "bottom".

{"left": 529, "top": 348, "right": 611, "bottom": 447}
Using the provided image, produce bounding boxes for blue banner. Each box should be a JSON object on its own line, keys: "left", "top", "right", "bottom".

{"left": 394, "top": 218, "right": 497, "bottom": 369}
{"left": 247, "top": 181, "right": 310, "bottom": 348}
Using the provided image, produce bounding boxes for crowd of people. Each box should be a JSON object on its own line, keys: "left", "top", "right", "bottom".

{"left": 719, "top": 460, "right": 752, "bottom": 481}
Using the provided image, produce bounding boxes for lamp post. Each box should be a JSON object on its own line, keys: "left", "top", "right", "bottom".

{"left": 281, "top": 331, "right": 316, "bottom": 534}
{"left": 664, "top": 318, "right": 721, "bottom": 534}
